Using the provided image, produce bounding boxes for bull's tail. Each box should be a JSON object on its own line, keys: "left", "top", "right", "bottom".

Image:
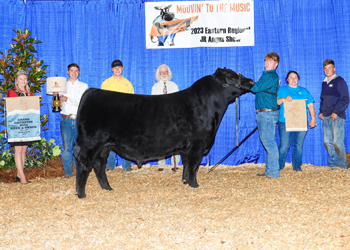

{"left": 73, "top": 143, "right": 81, "bottom": 164}
{"left": 91, "top": 143, "right": 115, "bottom": 165}
{"left": 74, "top": 140, "right": 114, "bottom": 170}
{"left": 100, "top": 145, "right": 112, "bottom": 159}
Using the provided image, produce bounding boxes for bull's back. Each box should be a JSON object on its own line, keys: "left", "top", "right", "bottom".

{"left": 77, "top": 88, "right": 195, "bottom": 138}
{"left": 77, "top": 82, "right": 227, "bottom": 146}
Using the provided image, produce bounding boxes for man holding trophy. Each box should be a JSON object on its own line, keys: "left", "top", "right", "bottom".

{"left": 52, "top": 63, "right": 88, "bottom": 177}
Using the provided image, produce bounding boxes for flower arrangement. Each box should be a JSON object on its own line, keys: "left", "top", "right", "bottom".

{"left": 0, "top": 134, "right": 62, "bottom": 170}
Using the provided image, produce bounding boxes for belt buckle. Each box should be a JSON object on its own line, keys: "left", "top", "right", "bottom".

{"left": 68, "top": 114, "right": 77, "bottom": 120}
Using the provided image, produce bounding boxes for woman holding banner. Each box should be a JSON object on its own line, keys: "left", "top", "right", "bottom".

{"left": 8, "top": 70, "right": 33, "bottom": 184}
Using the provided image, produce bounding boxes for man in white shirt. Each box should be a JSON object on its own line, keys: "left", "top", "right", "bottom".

{"left": 151, "top": 64, "right": 180, "bottom": 171}
{"left": 54, "top": 63, "right": 88, "bottom": 177}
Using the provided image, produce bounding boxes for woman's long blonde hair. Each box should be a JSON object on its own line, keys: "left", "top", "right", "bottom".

{"left": 14, "top": 70, "right": 30, "bottom": 93}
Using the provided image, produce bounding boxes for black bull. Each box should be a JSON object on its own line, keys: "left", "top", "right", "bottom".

{"left": 74, "top": 68, "right": 254, "bottom": 198}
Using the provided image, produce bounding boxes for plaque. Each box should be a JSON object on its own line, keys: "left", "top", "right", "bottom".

{"left": 284, "top": 99, "right": 307, "bottom": 131}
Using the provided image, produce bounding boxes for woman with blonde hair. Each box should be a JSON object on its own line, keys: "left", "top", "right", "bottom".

{"left": 8, "top": 70, "right": 33, "bottom": 184}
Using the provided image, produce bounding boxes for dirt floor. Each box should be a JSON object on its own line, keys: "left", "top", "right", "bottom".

{"left": 1, "top": 157, "right": 350, "bottom": 249}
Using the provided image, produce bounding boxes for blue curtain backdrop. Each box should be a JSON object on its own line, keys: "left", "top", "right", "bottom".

{"left": 1, "top": 0, "right": 350, "bottom": 167}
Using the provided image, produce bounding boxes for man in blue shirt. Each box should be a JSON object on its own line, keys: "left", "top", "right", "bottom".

{"left": 250, "top": 52, "right": 280, "bottom": 178}
{"left": 319, "top": 59, "right": 349, "bottom": 169}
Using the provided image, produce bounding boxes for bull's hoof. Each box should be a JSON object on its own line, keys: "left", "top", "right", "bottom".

{"left": 189, "top": 183, "right": 199, "bottom": 188}
{"left": 102, "top": 187, "right": 113, "bottom": 191}
{"left": 182, "top": 179, "right": 188, "bottom": 184}
{"left": 78, "top": 194, "right": 86, "bottom": 199}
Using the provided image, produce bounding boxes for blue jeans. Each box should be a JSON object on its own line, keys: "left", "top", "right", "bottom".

{"left": 256, "top": 111, "right": 280, "bottom": 178}
{"left": 159, "top": 33, "right": 176, "bottom": 44}
{"left": 60, "top": 117, "right": 77, "bottom": 177}
{"left": 106, "top": 151, "right": 132, "bottom": 171}
{"left": 278, "top": 122, "right": 307, "bottom": 171}
{"left": 323, "top": 116, "right": 347, "bottom": 168}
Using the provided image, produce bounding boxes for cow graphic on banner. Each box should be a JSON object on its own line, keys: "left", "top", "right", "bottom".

{"left": 5, "top": 96, "right": 41, "bottom": 142}
{"left": 149, "top": 4, "right": 198, "bottom": 47}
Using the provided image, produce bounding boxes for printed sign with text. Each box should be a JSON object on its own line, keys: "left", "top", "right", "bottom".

{"left": 145, "top": 1, "right": 254, "bottom": 48}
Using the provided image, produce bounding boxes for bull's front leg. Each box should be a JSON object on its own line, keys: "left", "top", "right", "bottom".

{"left": 75, "top": 159, "right": 92, "bottom": 199}
{"left": 93, "top": 157, "right": 113, "bottom": 192}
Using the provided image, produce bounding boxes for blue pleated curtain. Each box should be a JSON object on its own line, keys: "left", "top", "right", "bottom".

{"left": 1, "top": 0, "right": 350, "bottom": 166}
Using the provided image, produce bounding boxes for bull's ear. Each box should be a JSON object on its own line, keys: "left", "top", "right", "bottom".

{"left": 214, "top": 68, "right": 228, "bottom": 83}
{"left": 155, "top": 6, "right": 161, "bottom": 10}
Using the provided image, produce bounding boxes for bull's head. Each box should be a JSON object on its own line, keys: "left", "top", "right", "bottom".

{"left": 213, "top": 68, "right": 254, "bottom": 91}
{"left": 155, "top": 5, "right": 175, "bottom": 21}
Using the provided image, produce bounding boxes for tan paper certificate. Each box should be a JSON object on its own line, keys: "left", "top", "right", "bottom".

{"left": 284, "top": 99, "right": 307, "bottom": 131}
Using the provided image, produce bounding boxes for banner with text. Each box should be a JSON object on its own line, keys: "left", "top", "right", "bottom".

{"left": 5, "top": 96, "right": 41, "bottom": 143}
{"left": 145, "top": 1, "right": 254, "bottom": 49}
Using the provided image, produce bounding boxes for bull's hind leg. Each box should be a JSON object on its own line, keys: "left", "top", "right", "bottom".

{"left": 93, "top": 157, "right": 113, "bottom": 192}
{"left": 181, "top": 155, "right": 190, "bottom": 184}
{"left": 75, "top": 159, "right": 93, "bottom": 199}
{"left": 182, "top": 153, "right": 203, "bottom": 188}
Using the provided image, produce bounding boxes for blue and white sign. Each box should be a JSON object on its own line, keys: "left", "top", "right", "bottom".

{"left": 6, "top": 96, "right": 41, "bottom": 142}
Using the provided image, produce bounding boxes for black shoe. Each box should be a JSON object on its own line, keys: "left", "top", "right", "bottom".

{"left": 16, "top": 176, "right": 31, "bottom": 184}
{"left": 20, "top": 181, "right": 32, "bottom": 185}
{"left": 257, "top": 173, "right": 267, "bottom": 177}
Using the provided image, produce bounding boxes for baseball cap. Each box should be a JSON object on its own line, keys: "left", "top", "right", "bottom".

{"left": 111, "top": 60, "right": 123, "bottom": 68}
